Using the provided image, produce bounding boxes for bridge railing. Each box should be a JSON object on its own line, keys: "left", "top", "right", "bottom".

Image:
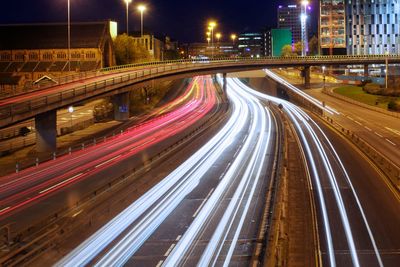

{"left": 1, "top": 54, "right": 400, "bottom": 127}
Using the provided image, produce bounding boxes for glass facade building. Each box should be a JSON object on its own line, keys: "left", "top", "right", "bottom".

{"left": 278, "top": 4, "right": 302, "bottom": 44}
{"left": 346, "top": 0, "right": 400, "bottom": 55}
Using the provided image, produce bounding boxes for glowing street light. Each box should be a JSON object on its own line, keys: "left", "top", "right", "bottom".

{"left": 230, "top": 34, "right": 237, "bottom": 44}
{"left": 207, "top": 37, "right": 211, "bottom": 45}
{"left": 68, "top": 106, "right": 74, "bottom": 128}
{"left": 301, "top": 0, "right": 309, "bottom": 56}
{"left": 138, "top": 4, "right": 147, "bottom": 37}
{"left": 322, "top": 65, "right": 326, "bottom": 89}
{"left": 215, "top": 33, "right": 222, "bottom": 43}
{"left": 208, "top": 21, "right": 217, "bottom": 58}
{"left": 124, "top": 0, "right": 132, "bottom": 35}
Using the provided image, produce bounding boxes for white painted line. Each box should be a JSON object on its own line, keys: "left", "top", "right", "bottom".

{"left": 364, "top": 126, "right": 372, "bottom": 131}
{"left": 386, "top": 139, "right": 397, "bottom": 146}
{"left": 192, "top": 188, "right": 214, "bottom": 218}
{"left": 374, "top": 132, "right": 383, "bottom": 138}
{"left": 129, "top": 138, "right": 156, "bottom": 152}
{"left": 347, "top": 116, "right": 354, "bottom": 121}
{"left": 39, "top": 173, "right": 83, "bottom": 194}
{"left": 95, "top": 155, "right": 121, "bottom": 169}
{"left": 175, "top": 235, "right": 182, "bottom": 241}
{"left": 354, "top": 120, "right": 362, "bottom": 126}
{"left": 385, "top": 127, "right": 400, "bottom": 137}
{"left": 0, "top": 206, "right": 10, "bottom": 213}
{"left": 219, "top": 162, "right": 232, "bottom": 180}
{"left": 156, "top": 260, "right": 164, "bottom": 267}
{"left": 164, "top": 244, "right": 176, "bottom": 257}
{"left": 233, "top": 146, "right": 241, "bottom": 158}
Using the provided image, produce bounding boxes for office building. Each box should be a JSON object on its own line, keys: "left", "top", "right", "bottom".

{"left": 271, "top": 29, "right": 293, "bottom": 57}
{"left": 278, "top": 4, "right": 302, "bottom": 44}
{"left": 346, "top": 0, "right": 400, "bottom": 55}
{"left": 320, "top": 0, "right": 347, "bottom": 55}
{"left": 238, "top": 32, "right": 265, "bottom": 57}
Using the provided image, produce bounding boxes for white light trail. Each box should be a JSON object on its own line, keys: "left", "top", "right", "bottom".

{"left": 239, "top": 78, "right": 383, "bottom": 267}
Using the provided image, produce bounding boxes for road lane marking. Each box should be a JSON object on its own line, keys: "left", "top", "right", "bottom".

{"left": 175, "top": 235, "right": 182, "bottom": 241}
{"left": 164, "top": 244, "right": 176, "bottom": 257}
{"left": 233, "top": 145, "right": 242, "bottom": 158}
{"left": 129, "top": 138, "right": 156, "bottom": 152}
{"left": 374, "top": 132, "right": 383, "bottom": 138}
{"left": 219, "top": 162, "right": 231, "bottom": 180}
{"left": 364, "top": 126, "right": 372, "bottom": 131}
{"left": 39, "top": 173, "right": 83, "bottom": 194}
{"left": 0, "top": 207, "right": 10, "bottom": 213}
{"left": 354, "top": 120, "right": 362, "bottom": 126}
{"left": 385, "top": 127, "right": 400, "bottom": 137}
{"left": 347, "top": 116, "right": 354, "bottom": 121}
{"left": 95, "top": 155, "right": 121, "bottom": 169}
{"left": 192, "top": 188, "right": 214, "bottom": 218}
{"left": 156, "top": 260, "right": 164, "bottom": 267}
{"left": 386, "top": 139, "right": 397, "bottom": 146}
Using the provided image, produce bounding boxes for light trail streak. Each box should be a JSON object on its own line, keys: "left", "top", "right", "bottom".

{"left": 265, "top": 69, "right": 340, "bottom": 115}
{"left": 0, "top": 77, "right": 214, "bottom": 218}
{"left": 239, "top": 78, "right": 383, "bottom": 267}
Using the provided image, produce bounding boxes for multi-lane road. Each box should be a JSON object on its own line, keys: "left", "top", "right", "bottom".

{"left": 0, "top": 76, "right": 219, "bottom": 234}
{"left": 1, "top": 70, "right": 400, "bottom": 267}
{"left": 257, "top": 72, "right": 400, "bottom": 266}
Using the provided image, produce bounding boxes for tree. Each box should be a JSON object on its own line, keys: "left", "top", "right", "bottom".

{"left": 281, "top": 45, "right": 295, "bottom": 57}
{"left": 308, "top": 35, "right": 319, "bottom": 56}
{"left": 113, "top": 34, "right": 152, "bottom": 65}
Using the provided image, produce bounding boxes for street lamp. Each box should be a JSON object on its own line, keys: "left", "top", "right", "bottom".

{"left": 322, "top": 65, "right": 326, "bottom": 90}
{"left": 301, "top": 0, "right": 309, "bottom": 57}
{"left": 230, "top": 34, "right": 237, "bottom": 44}
{"left": 138, "top": 5, "right": 147, "bottom": 37}
{"left": 208, "top": 21, "right": 217, "bottom": 58}
{"left": 68, "top": 106, "right": 74, "bottom": 128}
{"left": 124, "top": 0, "right": 132, "bottom": 35}
{"left": 67, "top": 0, "right": 71, "bottom": 72}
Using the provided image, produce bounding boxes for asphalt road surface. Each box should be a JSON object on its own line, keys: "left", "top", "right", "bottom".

{"left": 0, "top": 76, "right": 219, "bottom": 235}
{"left": 248, "top": 74, "right": 400, "bottom": 267}
{"left": 56, "top": 76, "right": 281, "bottom": 267}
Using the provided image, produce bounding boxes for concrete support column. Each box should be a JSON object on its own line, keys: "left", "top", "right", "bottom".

{"left": 364, "top": 64, "right": 369, "bottom": 77}
{"left": 113, "top": 92, "right": 130, "bottom": 121}
{"left": 304, "top": 66, "right": 311, "bottom": 89}
{"left": 35, "top": 110, "right": 57, "bottom": 153}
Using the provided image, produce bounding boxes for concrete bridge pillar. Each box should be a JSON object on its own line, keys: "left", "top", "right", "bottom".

{"left": 35, "top": 110, "right": 57, "bottom": 153}
{"left": 364, "top": 64, "right": 369, "bottom": 77}
{"left": 113, "top": 92, "right": 130, "bottom": 121}
{"left": 304, "top": 66, "right": 311, "bottom": 89}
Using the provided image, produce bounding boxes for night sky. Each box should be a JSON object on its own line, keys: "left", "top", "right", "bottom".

{"left": 0, "top": 0, "right": 317, "bottom": 42}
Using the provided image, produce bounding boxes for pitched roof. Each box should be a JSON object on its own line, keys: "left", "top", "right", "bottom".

{"left": 0, "top": 21, "right": 108, "bottom": 50}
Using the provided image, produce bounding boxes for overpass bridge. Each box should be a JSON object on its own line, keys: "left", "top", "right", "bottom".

{"left": 1, "top": 55, "right": 399, "bottom": 151}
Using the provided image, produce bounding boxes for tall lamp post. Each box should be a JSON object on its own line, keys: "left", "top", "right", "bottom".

{"left": 322, "top": 65, "right": 326, "bottom": 90}
{"left": 301, "top": 0, "right": 309, "bottom": 57}
{"left": 208, "top": 21, "right": 217, "bottom": 59}
{"left": 215, "top": 33, "right": 221, "bottom": 57}
{"left": 124, "top": 0, "right": 132, "bottom": 35}
{"left": 67, "top": 0, "right": 71, "bottom": 72}
{"left": 138, "top": 5, "right": 147, "bottom": 37}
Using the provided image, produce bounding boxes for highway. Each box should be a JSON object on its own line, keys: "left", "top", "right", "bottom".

{"left": 0, "top": 76, "right": 218, "bottom": 232}
{"left": 266, "top": 69, "right": 400, "bottom": 168}
{"left": 247, "top": 75, "right": 400, "bottom": 266}
{"left": 56, "top": 76, "right": 281, "bottom": 266}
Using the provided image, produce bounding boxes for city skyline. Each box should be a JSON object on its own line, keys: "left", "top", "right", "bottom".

{"left": 0, "top": 0, "right": 317, "bottom": 42}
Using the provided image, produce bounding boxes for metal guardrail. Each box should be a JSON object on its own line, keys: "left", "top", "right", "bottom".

{"left": 322, "top": 88, "right": 400, "bottom": 119}
{"left": 1, "top": 55, "right": 400, "bottom": 128}
{"left": 324, "top": 116, "right": 400, "bottom": 190}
